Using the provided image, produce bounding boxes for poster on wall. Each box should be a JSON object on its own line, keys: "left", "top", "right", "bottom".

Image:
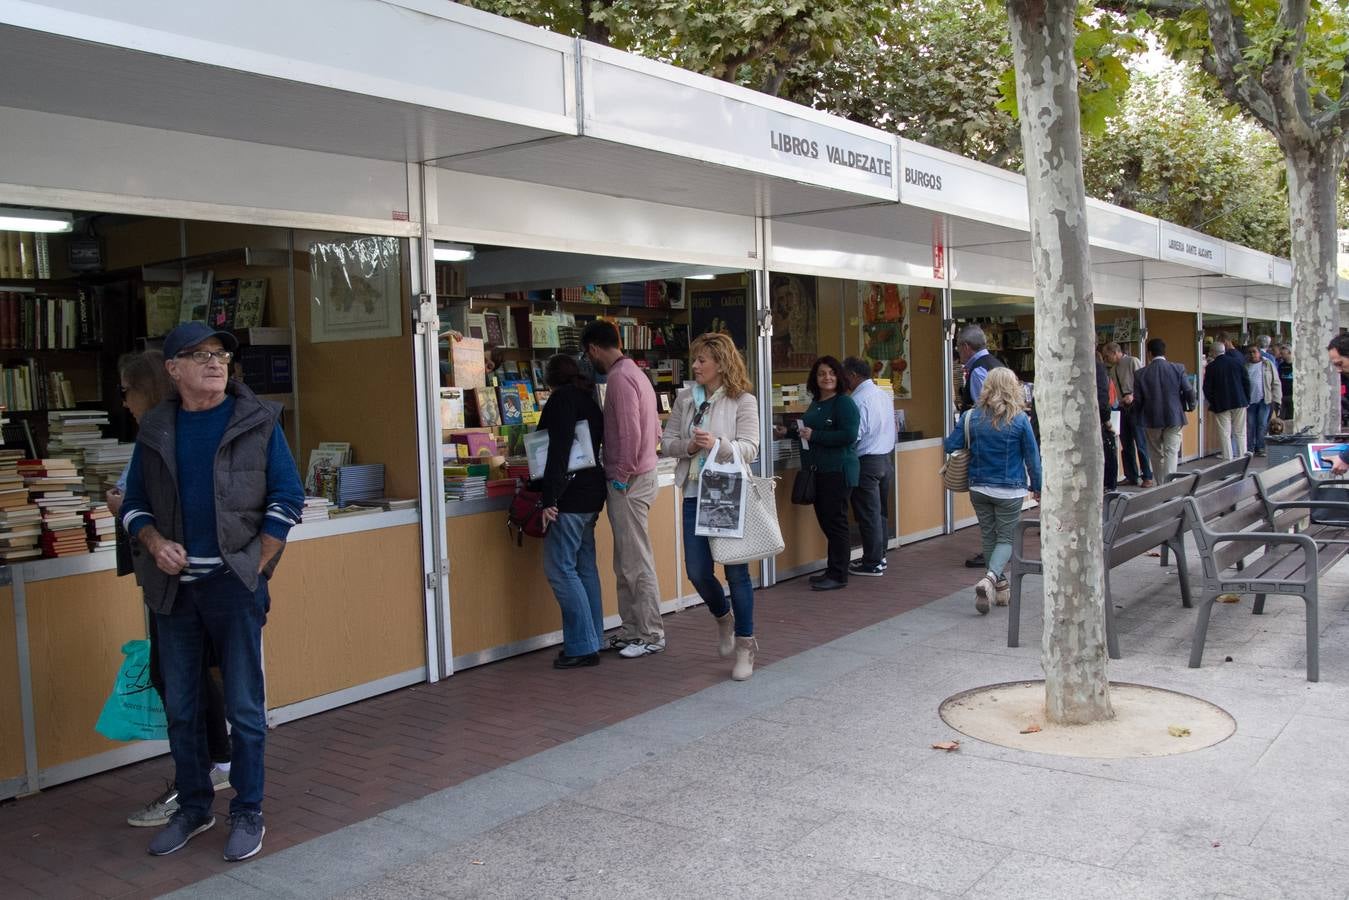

{"left": 309, "top": 236, "right": 403, "bottom": 343}
{"left": 769, "top": 274, "right": 817, "bottom": 371}
{"left": 859, "top": 282, "right": 911, "bottom": 399}
{"left": 690, "top": 287, "right": 749, "bottom": 351}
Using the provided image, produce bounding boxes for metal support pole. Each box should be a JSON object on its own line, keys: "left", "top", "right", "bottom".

{"left": 410, "top": 163, "right": 452, "bottom": 680}
{"left": 941, "top": 214, "right": 956, "bottom": 534}
{"left": 755, "top": 215, "right": 777, "bottom": 589}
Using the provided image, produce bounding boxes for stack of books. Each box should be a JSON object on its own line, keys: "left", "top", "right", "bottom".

{"left": 21, "top": 457, "right": 89, "bottom": 558}
{"left": 444, "top": 464, "right": 488, "bottom": 502}
{"left": 301, "top": 496, "right": 331, "bottom": 523}
{"left": 504, "top": 457, "right": 531, "bottom": 482}
{"left": 45, "top": 411, "right": 129, "bottom": 500}
{"left": 335, "top": 464, "right": 385, "bottom": 508}
{"left": 83, "top": 503, "right": 115, "bottom": 553}
{"left": 0, "top": 449, "right": 39, "bottom": 561}
{"left": 82, "top": 443, "right": 135, "bottom": 499}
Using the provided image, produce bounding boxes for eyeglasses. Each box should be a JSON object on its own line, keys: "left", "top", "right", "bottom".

{"left": 176, "top": 349, "right": 234, "bottom": 364}
{"left": 692, "top": 400, "right": 711, "bottom": 427}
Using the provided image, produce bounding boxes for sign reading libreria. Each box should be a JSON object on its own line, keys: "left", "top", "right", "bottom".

{"left": 1160, "top": 224, "right": 1224, "bottom": 272}
{"left": 768, "top": 130, "right": 892, "bottom": 178}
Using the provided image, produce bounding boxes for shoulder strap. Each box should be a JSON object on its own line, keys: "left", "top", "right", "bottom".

{"left": 963, "top": 410, "right": 972, "bottom": 448}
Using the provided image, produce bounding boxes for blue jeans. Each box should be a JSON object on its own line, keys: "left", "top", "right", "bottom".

{"left": 544, "top": 511, "right": 605, "bottom": 656}
{"left": 1247, "top": 401, "right": 1270, "bottom": 452}
{"left": 155, "top": 572, "right": 269, "bottom": 818}
{"left": 1120, "top": 406, "right": 1152, "bottom": 481}
{"left": 682, "top": 496, "right": 754, "bottom": 636}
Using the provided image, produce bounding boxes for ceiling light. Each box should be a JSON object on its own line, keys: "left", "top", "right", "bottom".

{"left": 0, "top": 207, "right": 73, "bottom": 233}
{"left": 686, "top": 273, "right": 717, "bottom": 280}
{"left": 434, "top": 242, "right": 476, "bottom": 263}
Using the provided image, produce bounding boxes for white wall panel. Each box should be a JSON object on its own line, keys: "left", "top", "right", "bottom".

{"left": 1094, "top": 268, "right": 1142, "bottom": 309}
{"left": 1200, "top": 288, "right": 1246, "bottom": 317}
{"left": 1144, "top": 279, "right": 1199, "bottom": 312}
{"left": 432, "top": 170, "right": 757, "bottom": 268}
{"left": 768, "top": 221, "right": 940, "bottom": 286}
{"left": 950, "top": 249, "right": 1034, "bottom": 295}
{"left": 0, "top": 106, "right": 413, "bottom": 233}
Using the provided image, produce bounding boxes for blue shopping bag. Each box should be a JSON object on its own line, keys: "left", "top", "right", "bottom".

{"left": 94, "top": 639, "right": 168, "bottom": 742}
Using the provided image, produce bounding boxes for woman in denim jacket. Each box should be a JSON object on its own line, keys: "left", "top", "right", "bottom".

{"left": 943, "top": 367, "right": 1042, "bottom": 615}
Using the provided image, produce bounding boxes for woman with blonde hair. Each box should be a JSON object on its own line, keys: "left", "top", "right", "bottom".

{"left": 943, "top": 366, "right": 1041, "bottom": 615}
{"left": 660, "top": 332, "right": 762, "bottom": 680}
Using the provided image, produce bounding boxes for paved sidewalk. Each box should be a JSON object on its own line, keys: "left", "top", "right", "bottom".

{"left": 176, "top": 546, "right": 1349, "bottom": 899}
{"left": 0, "top": 530, "right": 975, "bottom": 898}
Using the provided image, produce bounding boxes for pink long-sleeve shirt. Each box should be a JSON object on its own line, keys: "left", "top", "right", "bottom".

{"left": 602, "top": 357, "right": 659, "bottom": 482}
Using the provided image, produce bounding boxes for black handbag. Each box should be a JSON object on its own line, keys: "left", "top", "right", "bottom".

{"left": 791, "top": 466, "right": 817, "bottom": 505}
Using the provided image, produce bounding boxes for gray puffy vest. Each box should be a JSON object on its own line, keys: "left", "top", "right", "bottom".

{"left": 130, "top": 382, "right": 284, "bottom": 614}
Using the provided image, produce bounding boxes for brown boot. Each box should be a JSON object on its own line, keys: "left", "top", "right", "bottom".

{"left": 715, "top": 613, "right": 735, "bottom": 658}
{"left": 731, "top": 636, "right": 757, "bottom": 681}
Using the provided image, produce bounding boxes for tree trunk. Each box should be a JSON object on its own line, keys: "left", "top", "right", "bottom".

{"left": 1286, "top": 139, "right": 1345, "bottom": 435}
{"left": 1006, "top": 0, "right": 1114, "bottom": 724}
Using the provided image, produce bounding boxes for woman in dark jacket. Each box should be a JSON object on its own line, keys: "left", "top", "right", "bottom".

{"left": 537, "top": 354, "right": 607, "bottom": 669}
{"left": 796, "top": 356, "right": 860, "bottom": 592}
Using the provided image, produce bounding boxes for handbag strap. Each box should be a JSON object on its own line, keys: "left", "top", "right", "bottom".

{"left": 963, "top": 410, "right": 972, "bottom": 448}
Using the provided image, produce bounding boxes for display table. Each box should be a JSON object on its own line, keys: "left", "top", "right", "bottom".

{"left": 4, "top": 509, "right": 423, "bottom": 799}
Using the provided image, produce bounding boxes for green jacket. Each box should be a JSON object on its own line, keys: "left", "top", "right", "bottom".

{"left": 801, "top": 394, "right": 860, "bottom": 486}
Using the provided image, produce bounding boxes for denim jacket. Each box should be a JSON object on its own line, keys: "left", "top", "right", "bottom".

{"left": 943, "top": 408, "right": 1042, "bottom": 492}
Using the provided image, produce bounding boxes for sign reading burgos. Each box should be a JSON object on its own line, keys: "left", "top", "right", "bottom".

{"left": 897, "top": 140, "right": 1029, "bottom": 230}
{"left": 769, "top": 131, "right": 892, "bottom": 178}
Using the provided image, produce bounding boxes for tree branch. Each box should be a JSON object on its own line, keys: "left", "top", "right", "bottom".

{"left": 717, "top": 13, "right": 805, "bottom": 76}
{"left": 1260, "top": 0, "right": 1317, "bottom": 141}
{"left": 1201, "top": 0, "right": 1283, "bottom": 135}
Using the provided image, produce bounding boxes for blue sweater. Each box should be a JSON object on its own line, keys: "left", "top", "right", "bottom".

{"left": 123, "top": 396, "right": 303, "bottom": 582}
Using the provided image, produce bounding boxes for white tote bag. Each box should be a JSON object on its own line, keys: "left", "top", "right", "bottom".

{"left": 701, "top": 441, "right": 786, "bottom": 565}
{"left": 694, "top": 439, "right": 748, "bottom": 539}
{"left": 523, "top": 421, "right": 598, "bottom": 480}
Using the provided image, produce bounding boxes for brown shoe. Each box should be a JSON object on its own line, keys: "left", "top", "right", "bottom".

{"left": 1139, "top": 479, "right": 1157, "bottom": 488}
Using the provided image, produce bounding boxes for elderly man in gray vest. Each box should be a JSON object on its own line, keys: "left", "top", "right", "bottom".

{"left": 122, "top": 322, "right": 304, "bottom": 863}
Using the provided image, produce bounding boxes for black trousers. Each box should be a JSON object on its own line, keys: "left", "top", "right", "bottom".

{"left": 813, "top": 472, "right": 853, "bottom": 582}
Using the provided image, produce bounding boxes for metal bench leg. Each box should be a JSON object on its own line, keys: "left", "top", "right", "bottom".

{"left": 1252, "top": 593, "right": 1266, "bottom": 615}
{"left": 1008, "top": 570, "right": 1023, "bottom": 648}
{"left": 1304, "top": 587, "right": 1319, "bottom": 683}
{"left": 1176, "top": 549, "right": 1192, "bottom": 609}
{"left": 1103, "top": 572, "right": 1120, "bottom": 660}
{"left": 1189, "top": 592, "right": 1218, "bottom": 669}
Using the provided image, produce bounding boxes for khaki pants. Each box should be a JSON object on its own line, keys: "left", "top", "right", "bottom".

{"left": 606, "top": 469, "right": 663, "bottom": 642}
{"left": 1213, "top": 407, "right": 1247, "bottom": 460}
{"left": 1144, "top": 426, "right": 1183, "bottom": 483}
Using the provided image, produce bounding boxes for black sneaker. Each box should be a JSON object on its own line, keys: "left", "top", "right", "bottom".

{"left": 964, "top": 553, "right": 986, "bottom": 569}
{"left": 223, "top": 811, "right": 265, "bottom": 862}
{"left": 849, "top": 562, "right": 886, "bottom": 577}
{"left": 147, "top": 811, "right": 215, "bottom": 856}
{"left": 811, "top": 578, "right": 847, "bottom": 591}
{"left": 553, "top": 652, "right": 600, "bottom": 669}
{"left": 600, "top": 635, "right": 635, "bottom": 652}
{"left": 808, "top": 573, "right": 830, "bottom": 584}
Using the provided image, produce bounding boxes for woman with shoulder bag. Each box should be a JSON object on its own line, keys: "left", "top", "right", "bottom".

{"left": 793, "top": 356, "right": 860, "bottom": 592}
{"left": 660, "top": 333, "right": 761, "bottom": 681}
{"left": 943, "top": 367, "right": 1042, "bottom": 616}
{"left": 536, "top": 354, "right": 607, "bottom": 669}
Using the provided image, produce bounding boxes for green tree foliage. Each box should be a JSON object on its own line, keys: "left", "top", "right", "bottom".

{"left": 1083, "top": 68, "right": 1291, "bottom": 255}
{"left": 457, "top": 0, "right": 888, "bottom": 96}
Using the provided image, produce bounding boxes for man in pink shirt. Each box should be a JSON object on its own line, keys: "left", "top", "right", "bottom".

{"left": 582, "top": 321, "right": 665, "bottom": 658}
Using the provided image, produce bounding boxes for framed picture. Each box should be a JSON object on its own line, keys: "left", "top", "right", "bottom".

{"left": 859, "top": 282, "right": 912, "bottom": 399}
{"left": 768, "top": 274, "right": 818, "bottom": 371}
{"left": 309, "top": 236, "right": 404, "bottom": 343}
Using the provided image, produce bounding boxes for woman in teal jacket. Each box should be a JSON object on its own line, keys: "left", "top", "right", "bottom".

{"left": 797, "top": 356, "right": 860, "bottom": 591}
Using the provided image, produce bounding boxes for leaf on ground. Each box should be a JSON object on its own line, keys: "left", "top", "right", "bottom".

{"left": 1146, "top": 550, "right": 1162, "bottom": 557}
{"left": 1218, "top": 594, "right": 1241, "bottom": 603}
{"left": 470, "top": 860, "right": 485, "bottom": 866}
{"left": 1019, "top": 723, "right": 1042, "bottom": 734}
{"left": 931, "top": 740, "right": 961, "bottom": 751}
{"left": 1168, "top": 725, "right": 1191, "bottom": 737}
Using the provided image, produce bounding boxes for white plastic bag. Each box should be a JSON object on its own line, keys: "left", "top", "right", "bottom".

{"left": 523, "top": 421, "right": 597, "bottom": 480}
{"left": 694, "top": 439, "right": 747, "bottom": 539}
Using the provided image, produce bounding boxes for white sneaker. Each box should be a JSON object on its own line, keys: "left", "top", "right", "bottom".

{"left": 211, "top": 765, "right": 231, "bottom": 792}
{"left": 974, "top": 576, "right": 993, "bottom": 615}
{"left": 618, "top": 638, "right": 666, "bottom": 658}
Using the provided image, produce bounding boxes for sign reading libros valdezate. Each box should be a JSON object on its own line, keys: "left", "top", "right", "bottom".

{"left": 768, "top": 130, "right": 892, "bottom": 178}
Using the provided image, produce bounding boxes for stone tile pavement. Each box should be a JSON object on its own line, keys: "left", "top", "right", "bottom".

{"left": 172, "top": 540, "right": 1349, "bottom": 900}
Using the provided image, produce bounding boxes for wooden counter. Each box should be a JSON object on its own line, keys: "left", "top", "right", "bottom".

{"left": 897, "top": 440, "right": 947, "bottom": 541}
{"left": 0, "top": 583, "right": 24, "bottom": 781}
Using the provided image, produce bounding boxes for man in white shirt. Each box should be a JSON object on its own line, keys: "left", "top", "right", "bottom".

{"left": 842, "top": 358, "right": 897, "bottom": 577}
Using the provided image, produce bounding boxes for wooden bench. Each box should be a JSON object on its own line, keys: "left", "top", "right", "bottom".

{"left": 1158, "top": 455, "right": 1253, "bottom": 568}
{"left": 1185, "top": 458, "right": 1349, "bottom": 682}
{"left": 1007, "top": 473, "right": 1196, "bottom": 659}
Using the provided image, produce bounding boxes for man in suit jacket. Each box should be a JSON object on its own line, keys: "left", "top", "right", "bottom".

{"left": 1202, "top": 333, "right": 1250, "bottom": 460}
{"left": 1132, "top": 337, "right": 1197, "bottom": 483}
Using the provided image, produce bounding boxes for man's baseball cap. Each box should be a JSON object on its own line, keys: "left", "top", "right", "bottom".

{"left": 162, "top": 322, "right": 239, "bottom": 360}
